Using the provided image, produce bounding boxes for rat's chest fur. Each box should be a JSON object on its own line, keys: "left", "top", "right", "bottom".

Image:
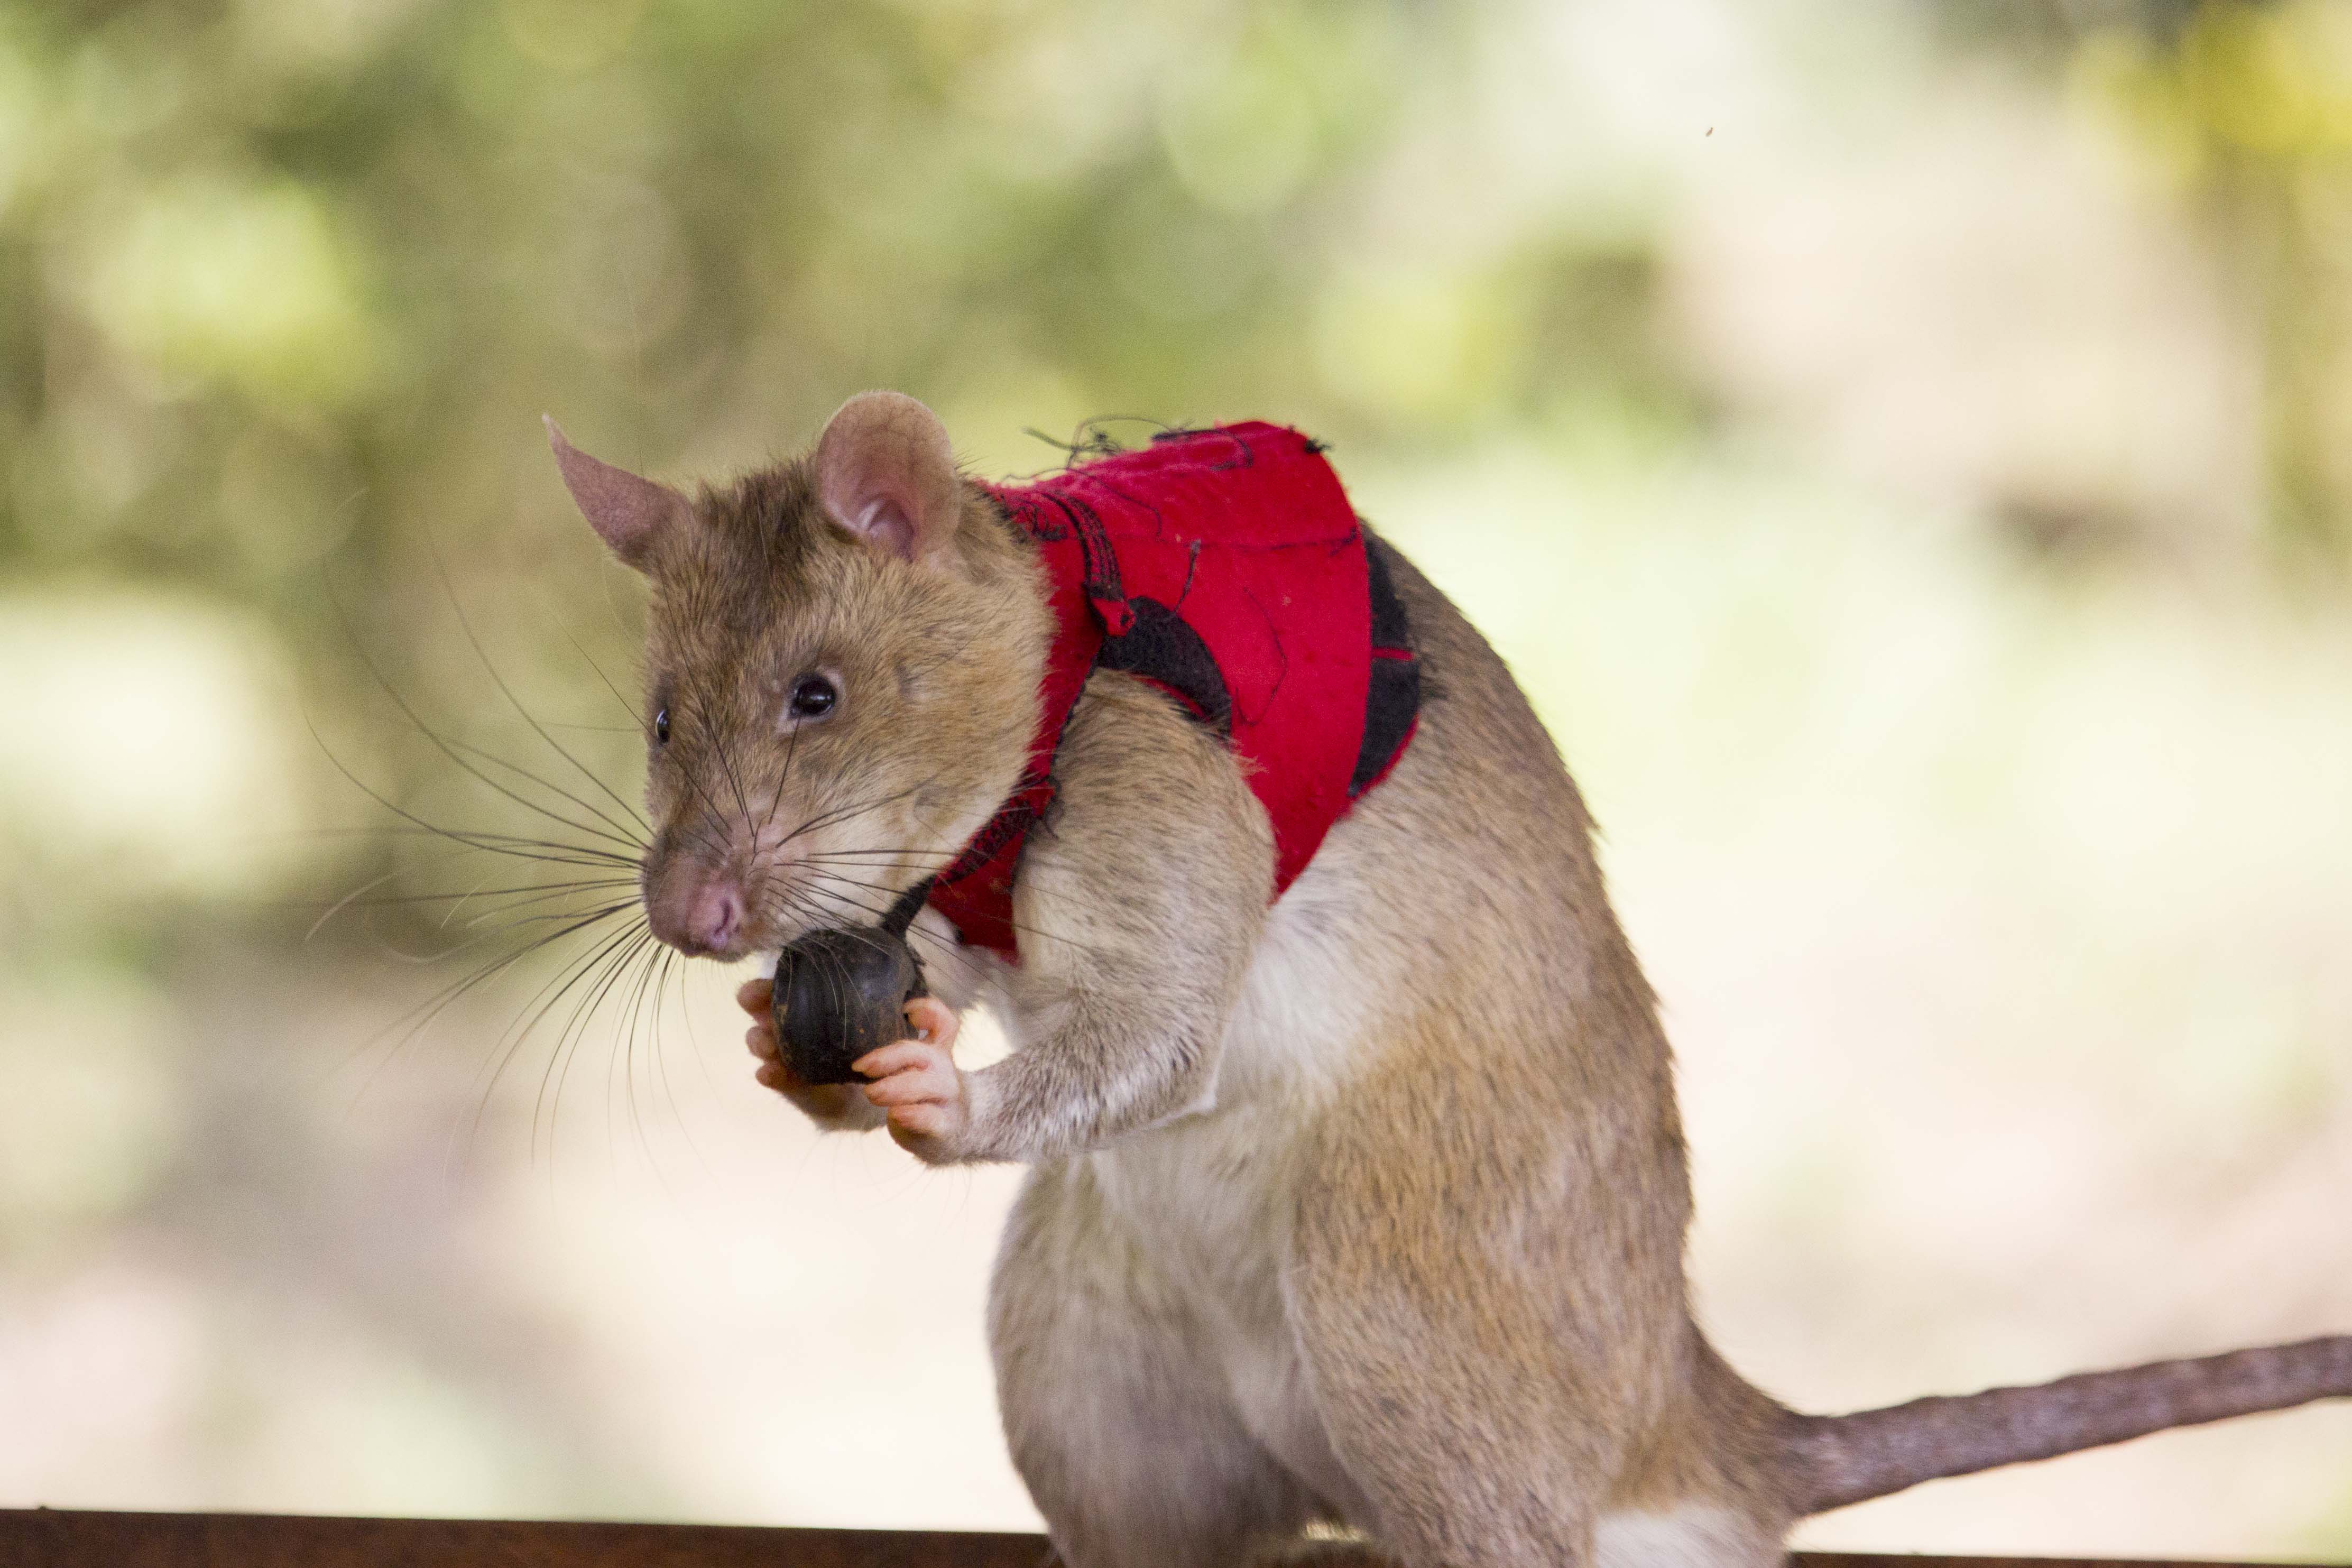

{"left": 981, "top": 834, "right": 1387, "bottom": 1512}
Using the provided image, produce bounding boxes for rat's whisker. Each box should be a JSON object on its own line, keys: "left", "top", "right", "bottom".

{"left": 772, "top": 774, "right": 943, "bottom": 850}
{"left": 687, "top": 684, "right": 761, "bottom": 848}
{"left": 450, "top": 883, "right": 645, "bottom": 934}
{"left": 612, "top": 932, "right": 679, "bottom": 1173}
{"left": 493, "top": 917, "right": 659, "bottom": 1163}
{"left": 458, "top": 916, "right": 644, "bottom": 1159}
{"left": 293, "top": 838, "right": 625, "bottom": 939}
{"left": 772, "top": 876, "right": 988, "bottom": 988}
{"left": 440, "top": 735, "right": 649, "bottom": 852}
{"left": 345, "top": 824, "right": 641, "bottom": 866}
{"left": 429, "top": 862, "right": 620, "bottom": 933}
{"left": 322, "top": 876, "right": 641, "bottom": 911}
{"left": 309, "top": 720, "right": 642, "bottom": 871}
{"left": 540, "top": 923, "right": 659, "bottom": 1163}
{"left": 547, "top": 612, "right": 651, "bottom": 733}
{"left": 430, "top": 538, "right": 654, "bottom": 840}
{"left": 751, "top": 695, "right": 805, "bottom": 853}
{"left": 343, "top": 898, "right": 644, "bottom": 1106}
{"left": 652, "top": 694, "right": 773, "bottom": 871}
{"left": 796, "top": 864, "right": 1114, "bottom": 961}
{"left": 368, "top": 896, "right": 644, "bottom": 967}
{"left": 644, "top": 947, "right": 711, "bottom": 1169}
{"left": 305, "top": 863, "right": 415, "bottom": 943}
{"left": 323, "top": 593, "right": 647, "bottom": 855}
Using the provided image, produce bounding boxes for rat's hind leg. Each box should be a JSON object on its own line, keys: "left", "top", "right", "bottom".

{"left": 990, "top": 1163, "right": 1325, "bottom": 1568}
{"left": 1281, "top": 1044, "right": 1700, "bottom": 1568}
{"left": 1288, "top": 1127, "right": 1789, "bottom": 1568}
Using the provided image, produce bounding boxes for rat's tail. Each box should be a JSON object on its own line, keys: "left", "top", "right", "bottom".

{"left": 1784, "top": 1334, "right": 2352, "bottom": 1515}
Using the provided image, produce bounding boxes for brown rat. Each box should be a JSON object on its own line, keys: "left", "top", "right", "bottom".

{"left": 548, "top": 393, "right": 2351, "bottom": 1568}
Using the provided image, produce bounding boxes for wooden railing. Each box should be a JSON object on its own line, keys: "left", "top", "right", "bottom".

{"left": 0, "top": 1511, "right": 2307, "bottom": 1568}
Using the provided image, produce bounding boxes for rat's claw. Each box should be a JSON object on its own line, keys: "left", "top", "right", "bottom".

{"left": 903, "top": 995, "right": 960, "bottom": 1049}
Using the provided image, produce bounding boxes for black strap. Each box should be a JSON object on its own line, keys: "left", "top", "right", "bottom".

{"left": 881, "top": 875, "right": 936, "bottom": 938}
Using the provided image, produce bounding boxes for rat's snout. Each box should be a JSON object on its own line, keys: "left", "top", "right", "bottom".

{"left": 647, "top": 863, "right": 750, "bottom": 959}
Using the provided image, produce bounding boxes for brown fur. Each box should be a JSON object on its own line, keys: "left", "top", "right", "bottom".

{"left": 551, "top": 395, "right": 2352, "bottom": 1568}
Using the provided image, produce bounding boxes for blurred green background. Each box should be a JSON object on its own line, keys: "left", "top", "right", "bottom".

{"left": 4, "top": 0, "right": 2351, "bottom": 1553}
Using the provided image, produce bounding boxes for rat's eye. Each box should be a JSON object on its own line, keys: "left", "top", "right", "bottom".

{"left": 653, "top": 707, "right": 671, "bottom": 744}
{"left": 787, "top": 673, "right": 838, "bottom": 721}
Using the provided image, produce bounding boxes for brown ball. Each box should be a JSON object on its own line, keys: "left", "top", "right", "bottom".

{"left": 772, "top": 925, "right": 925, "bottom": 1086}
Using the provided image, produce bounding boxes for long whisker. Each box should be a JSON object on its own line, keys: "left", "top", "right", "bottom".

{"left": 794, "top": 862, "right": 1115, "bottom": 961}
{"left": 377, "top": 892, "right": 643, "bottom": 965}
{"left": 691, "top": 684, "right": 762, "bottom": 856}
{"left": 431, "top": 538, "right": 654, "bottom": 841}
{"left": 293, "top": 838, "right": 626, "bottom": 943}
{"left": 455, "top": 921, "right": 635, "bottom": 1160}
{"left": 538, "top": 923, "right": 662, "bottom": 1162}
{"left": 645, "top": 945, "right": 706, "bottom": 1169}
{"left": 316, "top": 876, "right": 640, "bottom": 912}
{"left": 783, "top": 880, "right": 991, "bottom": 991}
{"left": 309, "top": 719, "right": 641, "bottom": 871}
{"left": 753, "top": 689, "right": 805, "bottom": 855}
{"left": 324, "top": 592, "right": 648, "bottom": 855}
{"left": 317, "top": 823, "right": 641, "bottom": 864}
{"left": 612, "top": 933, "right": 675, "bottom": 1173}
{"left": 548, "top": 614, "right": 651, "bottom": 733}
{"left": 444, "top": 879, "right": 643, "bottom": 934}
{"left": 771, "top": 778, "right": 937, "bottom": 850}
{"left": 440, "top": 733, "right": 650, "bottom": 851}
{"left": 464, "top": 914, "right": 653, "bottom": 1162}
{"left": 305, "top": 863, "right": 413, "bottom": 943}
{"left": 645, "top": 689, "right": 770, "bottom": 874}
{"left": 341, "top": 898, "right": 643, "bottom": 1106}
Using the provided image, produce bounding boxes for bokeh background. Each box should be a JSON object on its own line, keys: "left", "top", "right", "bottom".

{"left": 4, "top": 0, "right": 2351, "bottom": 1554}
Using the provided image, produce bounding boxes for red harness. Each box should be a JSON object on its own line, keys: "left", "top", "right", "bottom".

{"left": 925, "top": 423, "right": 1419, "bottom": 958}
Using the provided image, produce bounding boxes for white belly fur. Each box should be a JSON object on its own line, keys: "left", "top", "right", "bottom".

{"left": 1062, "top": 852, "right": 1386, "bottom": 1516}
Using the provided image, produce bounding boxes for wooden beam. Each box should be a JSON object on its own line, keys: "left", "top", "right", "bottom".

{"left": 0, "top": 1510, "right": 2296, "bottom": 1568}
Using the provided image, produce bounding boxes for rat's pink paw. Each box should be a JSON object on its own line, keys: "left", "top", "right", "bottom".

{"left": 737, "top": 975, "right": 877, "bottom": 1130}
{"left": 855, "top": 998, "right": 967, "bottom": 1161}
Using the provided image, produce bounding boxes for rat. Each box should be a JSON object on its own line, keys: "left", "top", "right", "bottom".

{"left": 546, "top": 392, "right": 2350, "bottom": 1568}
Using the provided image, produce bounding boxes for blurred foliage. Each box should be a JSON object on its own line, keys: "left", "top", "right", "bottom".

{"left": 2106, "top": 1, "right": 2352, "bottom": 556}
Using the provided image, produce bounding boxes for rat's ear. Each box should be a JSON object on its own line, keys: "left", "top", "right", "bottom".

{"left": 545, "top": 416, "right": 688, "bottom": 571}
{"left": 814, "top": 391, "right": 964, "bottom": 564}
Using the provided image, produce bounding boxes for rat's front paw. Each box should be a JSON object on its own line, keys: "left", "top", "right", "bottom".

{"left": 855, "top": 996, "right": 971, "bottom": 1163}
{"left": 738, "top": 976, "right": 884, "bottom": 1132}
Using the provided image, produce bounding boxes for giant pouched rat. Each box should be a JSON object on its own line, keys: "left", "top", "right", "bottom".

{"left": 546, "top": 392, "right": 2350, "bottom": 1568}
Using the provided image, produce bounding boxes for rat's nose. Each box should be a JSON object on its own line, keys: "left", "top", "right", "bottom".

{"left": 652, "top": 878, "right": 746, "bottom": 957}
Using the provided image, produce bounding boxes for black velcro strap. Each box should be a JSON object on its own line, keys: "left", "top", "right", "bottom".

{"left": 1351, "top": 533, "right": 1420, "bottom": 797}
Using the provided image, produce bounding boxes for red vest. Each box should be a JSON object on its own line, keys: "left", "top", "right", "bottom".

{"left": 926, "top": 423, "right": 1419, "bottom": 958}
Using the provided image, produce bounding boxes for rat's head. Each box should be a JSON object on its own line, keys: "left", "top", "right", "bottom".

{"left": 549, "top": 392, "right": 1047, "bottom": 962}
